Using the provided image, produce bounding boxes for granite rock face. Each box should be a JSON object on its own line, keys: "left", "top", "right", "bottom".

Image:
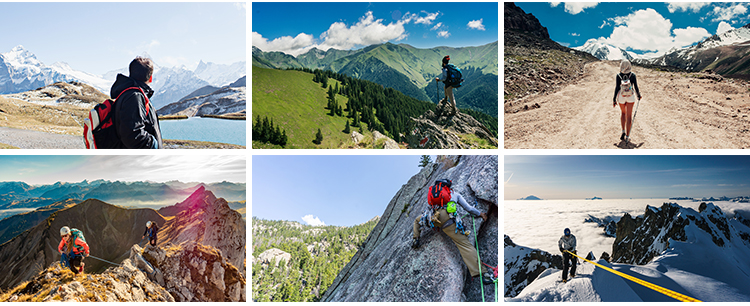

{"left": 321, "top": 155, "right": 498, "bottom": 302}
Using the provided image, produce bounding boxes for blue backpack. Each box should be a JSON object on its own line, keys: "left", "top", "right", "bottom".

{"left": 445, "top": 64, "right": 463, "bottom": 88}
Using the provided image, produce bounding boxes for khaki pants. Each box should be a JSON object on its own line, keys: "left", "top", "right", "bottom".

{"left": 445, "top": 86, "right": 457, "bottom": 113}
{"left": 413, "top": 208, "right": 485, "bottom": 277}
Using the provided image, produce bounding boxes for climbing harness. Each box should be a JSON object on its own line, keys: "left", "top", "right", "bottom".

{"left": 564, "top": 250, "right": 701, "bottom": 302}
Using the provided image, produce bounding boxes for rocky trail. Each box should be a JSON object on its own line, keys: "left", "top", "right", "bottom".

{"left": 0, "top": 127, "right": 84, "bottom": 149}
{"left": 505, "top": 61, "right": 750, "bottom": 149}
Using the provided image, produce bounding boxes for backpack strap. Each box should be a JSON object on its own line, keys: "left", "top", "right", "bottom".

{"left": 116, "top": 87, "right": 151, "bottom": 116}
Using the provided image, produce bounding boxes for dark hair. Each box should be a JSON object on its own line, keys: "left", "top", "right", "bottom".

{"left": 129, "top": 57, "right": 154, "bottom": 82}
{"left": 442, "top": 55, "right": 450, "bottom": 66}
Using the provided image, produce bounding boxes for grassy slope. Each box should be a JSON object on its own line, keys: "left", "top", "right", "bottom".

{"left": 252, "top": 67, "right": 373, "bottom": 149}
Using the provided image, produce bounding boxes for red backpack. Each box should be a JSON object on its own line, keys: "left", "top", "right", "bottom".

{"left": 428, "top": 179, "right": 452, "bottom": 208}
{"left": 83, "top": 87, "right": 149, "bottom": 149}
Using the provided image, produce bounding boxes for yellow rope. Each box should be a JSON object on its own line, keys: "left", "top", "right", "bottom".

{"left": 564, "top": 250, "right": 702, "bottom": 302}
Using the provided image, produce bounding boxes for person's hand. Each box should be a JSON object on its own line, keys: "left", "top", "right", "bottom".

{"left": 559, "top": 248, "right": 565, "bottom": 253}
{"left": 435, "top": 77, "right": 439, "bottom": 81}
{"left": 638, "top": 95, "right": 642, "bottom": 101}
{"left": 479, "top": 212, "right": 488, "bottom": 222}
{"left": 141, "top": 236, "right": 145, "bottom": 239}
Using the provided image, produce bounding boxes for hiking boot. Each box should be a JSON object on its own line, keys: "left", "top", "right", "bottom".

{"left": 570, "top": 272, "right": 575, "bottom": 278}
{"left": 411, "top": 238, "right": 420, "bottom": 249}
{"left": 625, "top": 136, "right": 630, "bottom": 143}
{"left": 620, "top": 132, "right": 626, "bottom": 140}
{"left": 79, "top": 263, "right": 84, "bottom": 273}
{"left": 482, "top": 272, "right": 496, "bottom": 285}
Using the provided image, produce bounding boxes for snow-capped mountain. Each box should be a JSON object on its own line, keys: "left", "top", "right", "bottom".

{"left": 194, "top": 60, "right": 245, "bottom": 87}
{"left": 574, "top": 39, "right": 633, "bottom": 61}
{"left": 157, "top": 76, "right": 245, "bottom": 116}
{"left": 636, "top": 23, "right": 750, "bottom": 74}
{"left": 1, "top": 46, "right": 246, "bottom": 109}
{"left": 0, "top": 45, "right": 109, "bottom": 94}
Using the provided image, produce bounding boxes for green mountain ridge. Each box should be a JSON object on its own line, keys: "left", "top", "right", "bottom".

{"left": 252, "top": 41, "right": 498, "bottom": 117}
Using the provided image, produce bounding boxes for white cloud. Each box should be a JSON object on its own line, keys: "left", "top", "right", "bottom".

{"left": 717, "top": 21, "right": 735, "bottom": 35}
{"left": 562, "top": 2, "right": 599, "bottom": 15}
{"left": 234, "top": 3, "right": 246, "bottom": 11}
{"left": 414, "top": 11, "right": 439, "bottom": 25}
{"left": 318, "top": 11, "right": 409, "bottom": 51}
{"left": 570, "top": 33, "right": 580, "bottom": 37}
{"left": 251, "top": 31, "right": 315, "bottom": 56}
{"left": 437, "top": 31, "right": 451, "bottom": 38}
{"left": 549, "top": 2, "right": 561, "bottom": 8}
{"left": 710, "top": 4, "right": 747, "bottom": 22}
{"left": 302, "top": 214, "right": 325, "bottom": 226}
{"left": 467, "top": 19, "right": 485, "bottom": 31}
{"left": 599, "top": 20, "right": 607, "bottom": 29}
{"left": 431, "top": 22, "right": 443, "bottom": 31}
{"left": 667, "top": 2, "right": 708, "bottom": 13}
{"left": 604, "top": 9, "right": 710, "bottom": 55}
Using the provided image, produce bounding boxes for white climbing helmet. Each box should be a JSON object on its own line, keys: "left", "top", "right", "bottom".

{"left": 60, "top": 226, "right": 70, "bottom": 236}
{"left": 146, "top": 221, "right": 152, "bottom": 228}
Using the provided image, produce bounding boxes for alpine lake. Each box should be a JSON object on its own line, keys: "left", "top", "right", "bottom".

{"left": 159, "top": 116, "right": 246, "bottom": 146}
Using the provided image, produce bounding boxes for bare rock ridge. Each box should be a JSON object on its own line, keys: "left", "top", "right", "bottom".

{"left": 503, "top": 235, "right": 562, "bottom": 298}
{"left": 157, "top": 75, "right": 246, "bottom": 117}
{"left": 411, "top": 99, "right": 499, "bottom": 149}
{"left": 504, "top": 2, "right": 549, "bottom": 40}
{"left": 321, "top": 155, "right": 498, "bottom": 302}
{"left": 158, "top": 186, "right": 246, "bottom": 274}
{"left": 612, "top": 202, "right": 750, "bottom": 265}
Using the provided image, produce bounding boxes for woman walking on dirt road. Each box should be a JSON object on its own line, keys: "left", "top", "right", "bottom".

{"left": 613, "top": 60, "right": 642, "bottom": 142}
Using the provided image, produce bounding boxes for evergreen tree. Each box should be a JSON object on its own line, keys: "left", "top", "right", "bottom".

{"left": 343, "top": 120, "right": 351, "bottom": 134}
{"left": 358, "top": 125, "right": 363, "bottom": 134}
{"left": 419, "top": 155, "right": 432, "bottom": 167}
{"left": 314, "top": 128, "right": 323, "bottom": 145}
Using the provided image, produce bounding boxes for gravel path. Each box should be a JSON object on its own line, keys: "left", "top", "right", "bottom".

{"left": 0, "top": 127, "right": 84, "bottom": 149}
{"left": 505, "top": 61, "right": 750, "bottom": 149}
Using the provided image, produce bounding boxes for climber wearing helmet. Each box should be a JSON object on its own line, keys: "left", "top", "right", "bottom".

{"left": 412, "top": 179, "right": 494, "bottom": 284}
{"left": 142, "top": 221, "right": 159, "bottom": 247}
{"left": 58, "top": 226, "right": 89, "bottom": 274}
{"left": 558, "top": 228, "right": 577, "bottom": 282}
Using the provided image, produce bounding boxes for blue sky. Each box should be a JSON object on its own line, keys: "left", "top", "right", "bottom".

{"left": 0, "top": 2, "right": 246, "bottom": 75}
{"left": 505, "top": 155, "right": 750, "bottom": 200}
{"left": 252, "top": 2, "right": 498, "bottom": 56}
{"left": 0, "top": 155, "right": 246, "bottom": 185}
{"left": 516, "top": 2, "right": 749, "bottom": 57}
{"left": 252, "top": 155, "right": 432, "bottom": 226}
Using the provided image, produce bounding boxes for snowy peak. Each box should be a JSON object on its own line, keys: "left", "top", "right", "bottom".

{"left": 3, "top": 45, "right": 42, "bottom": 66}
{"left": 698, "top": 23, "right": 750, "bottom": 50}
{"left": 574, "top": 39, "right": 633, "bottom": 61}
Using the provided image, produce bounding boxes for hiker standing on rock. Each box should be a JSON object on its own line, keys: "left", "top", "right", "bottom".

{"left": 142, "top": 221, "right": 159, "bottom": 247}
{"left": 58, "top": 226, "right": 89, "bottom": 274}
{"left": 613, "top": 60, "right": 642, "bottom": 143}
{"left": 436, "top": 55, "right": 459, "bottom": 115}
{"left": 110, "top": 56, "right": 163, "bottom": 149}
{"left": 558, "top": 228, "right": 577, "bottom": 283}
{"left": 412, "top": 179, "right": 495, "bottom": 284}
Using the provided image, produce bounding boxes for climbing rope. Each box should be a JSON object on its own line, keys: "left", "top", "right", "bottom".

{"left": 88, "top": 255, "right": 122, "bottom": 266}
{"left": 472, "top": 215, "right": 485, "bottom": 302}
{"left": 564, "top": 250, "right": 702, "bottom": 302}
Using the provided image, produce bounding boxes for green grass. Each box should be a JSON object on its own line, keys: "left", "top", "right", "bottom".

{"left": 252, "top": 67, "right": 374, "bottom": 149}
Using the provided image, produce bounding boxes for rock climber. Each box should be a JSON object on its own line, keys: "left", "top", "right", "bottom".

{"left": 142, "top": 220, "right": 159, "bottom": 247}
{"left": 558, "top": 228, "right": 577, "bottom": 282}
{"left": 412, "top": 179, "right": 495, "bottom": 284}
{"left": 58, "top": 226, "right": 89, "bottom": 274}
{"left": 613, "top": 59, "right": 642, "bottom": 143}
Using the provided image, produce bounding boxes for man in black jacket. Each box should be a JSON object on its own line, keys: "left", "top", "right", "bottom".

{"left": 110, "top": 57, "right": 163, "bottom": 149}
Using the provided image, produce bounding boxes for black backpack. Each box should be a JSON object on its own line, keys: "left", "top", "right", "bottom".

{"left": 445, "top": 64, "right": 463, "bottom": 88}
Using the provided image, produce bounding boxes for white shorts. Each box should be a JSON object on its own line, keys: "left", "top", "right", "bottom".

{"left": 617, "top": 91, "right": 637, "bottom": 104}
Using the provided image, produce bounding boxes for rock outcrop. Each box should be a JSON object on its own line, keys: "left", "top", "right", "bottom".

{"left": 504, "top": 2, "right": 549, "bottom": 39}
{"left": 411, "top": 99, "right": 498, "bottom": 149}
{"left": 0, "top": 246, "right": 174, "bottom": 302}
{"left": 504, "top": 235, "right": 562, "bottom": 298}
{"left": 321, "top": 155, "right": 498, "bottom": 302}
{"left": 612, "top": 202, "right": 750, "bottom": 265}
{"left": 255, "top": 248, "right": 291, "bottom": 269}
{"left": 372, "top": 130, "right": 399, "bottom": 149}
{"left": 141, "top": 242, "right": 246, "bottom": 302}
{"left": 157, "top": 186, "right": 246, "bottom": 275}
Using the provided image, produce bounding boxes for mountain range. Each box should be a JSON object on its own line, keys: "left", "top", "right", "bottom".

{"left": 157, "top": 76, "right": 246, "bottom": 117}
{"left": 252, "top": 41, "right": 498, "bottom": 117}
{"left": 574, "top": 39, "right": 634, "bottom": 61}
{"left": 0, "top": 45, "right": 245, "bottom": 109}
{"left": 0, "top": 180, "right": 245, "bottom": 211}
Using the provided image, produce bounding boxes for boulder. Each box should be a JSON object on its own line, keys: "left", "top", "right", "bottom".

{"left": 350, "top": 131, "right": 364, "bottom": 144}
{"left": 321, "top": 155, "right": 498, "bottom": 302}
{"left": 256, "top": 248, "right": 292, "bottom": 269}
{"left": 411, "top": 99, "right": 498, "bottom": 149}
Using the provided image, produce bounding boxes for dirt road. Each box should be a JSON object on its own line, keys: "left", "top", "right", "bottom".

{"left": 505, "top": 61, "right": 750, "bottom": 149}
{"left": 0, "top": 127, "right": 84, "bottom": 149}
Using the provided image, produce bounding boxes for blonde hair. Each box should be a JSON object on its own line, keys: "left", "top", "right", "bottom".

{"left": 620, "top": 60, "right": 632, "bottom": 74}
